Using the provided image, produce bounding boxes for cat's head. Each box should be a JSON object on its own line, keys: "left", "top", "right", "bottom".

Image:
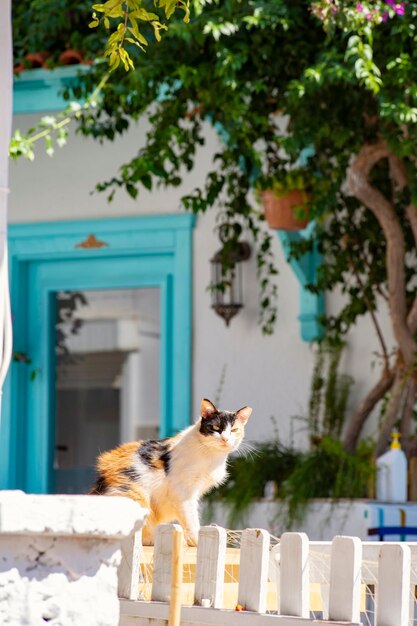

{"left": 198, "top": 398, "right": 252, "bottom": 452}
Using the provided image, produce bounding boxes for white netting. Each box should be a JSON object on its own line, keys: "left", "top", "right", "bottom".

{"left": 138, "top": 530, "right": 417, "bottom": 625}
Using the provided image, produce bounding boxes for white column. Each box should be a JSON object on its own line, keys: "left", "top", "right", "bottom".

{"left": 120, "top": 351, "right": 141, "bottom": 442}
{"left": 0, "top": 0, "right": 13, "bottom": 406}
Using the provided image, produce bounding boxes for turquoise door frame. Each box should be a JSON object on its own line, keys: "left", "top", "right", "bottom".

{"left": 277, "top": 222, "right": 324, "bottom": 342}
{"left": 1, "top": 214, "right": 195, "bottom": 493}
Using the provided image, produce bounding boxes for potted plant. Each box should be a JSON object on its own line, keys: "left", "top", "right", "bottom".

{"left": 59, "top": 49, "right": 85, "bottom": 65}
{"left": 258, "top": 170, "right": 311, "bottom": 231}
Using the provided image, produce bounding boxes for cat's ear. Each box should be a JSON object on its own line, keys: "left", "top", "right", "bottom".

{"left": 235, "top": 406, "right": 252, "bottom": 425}
{"left": 200, "top": 398, "right": 218, "bottom": 420}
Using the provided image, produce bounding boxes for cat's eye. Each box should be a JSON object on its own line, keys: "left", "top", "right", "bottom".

{"left": 231, "top": 428, "right": 239, "bottom": 432}
{"left": 212, "top": 425, "right": 220, "bottom": 431}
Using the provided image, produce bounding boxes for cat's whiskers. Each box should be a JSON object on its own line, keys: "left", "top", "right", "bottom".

{"left": 235, "top": 441, "right": 258, "bottom": 460}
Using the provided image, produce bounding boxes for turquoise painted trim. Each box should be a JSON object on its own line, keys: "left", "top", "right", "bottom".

{"left": 3, "top": 214, "right": 195, "bottom": 493}
{"left": 13, "top": 66, "right": 90, "bottom": 114}
{"left": 277, "top": 222, "right": 324, "bottom": 342}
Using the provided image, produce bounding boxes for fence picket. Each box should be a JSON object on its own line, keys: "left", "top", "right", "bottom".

{"left": 238, "top": 528, "right": 270, "bottom": 613}
{"left": 328, "top": 536, "right": 362, "bottom": 622}
{"left": 118, "top": 529, "right": 143, "bottom": 600}
{"left": 279, "top": 532, "right": 309, "bottom": 618}
{"left": 151, "top": 523, "right": 182, "bottom": 602}
{"left": 377, "top": 543, "right": 411, "bottom": 626}
{"left": 194, "top": 525, "right": 227, "bottom": 608}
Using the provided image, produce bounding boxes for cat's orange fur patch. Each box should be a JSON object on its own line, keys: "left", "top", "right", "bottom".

{"left": 151, "top": 457, "right": 165, "bottom": 471}
{"left": 97, "top": 441, "right": 138, "bottom": 476}
{"left": 96, "top": 442, "right": 149, "bottom": 508}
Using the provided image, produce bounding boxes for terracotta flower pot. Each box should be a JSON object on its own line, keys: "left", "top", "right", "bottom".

{"left": 59, "top": 49, "right": 84, "bottom": 65}
{"left": 261, "top": 188, "right": 310, "bottom": 231}
{"left": 24, "top": 51, "right": 50, "bottom": 69}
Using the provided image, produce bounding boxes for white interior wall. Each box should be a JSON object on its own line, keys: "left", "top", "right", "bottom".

{"left": 9, "top": 112, "right": 391, "bottom": 446}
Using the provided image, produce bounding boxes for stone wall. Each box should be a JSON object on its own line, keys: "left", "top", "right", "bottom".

{"left": 0, "top": 491, "right": 147, "bottom": 626}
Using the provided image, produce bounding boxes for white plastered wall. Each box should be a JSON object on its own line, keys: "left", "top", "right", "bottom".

{"left": 9, "top": 112, "right": 392, "bottom": 445}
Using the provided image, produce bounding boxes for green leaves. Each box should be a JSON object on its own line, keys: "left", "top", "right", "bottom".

{"left": 345, "top": 34, "right": 382, "bottom": 93}
{"left": 157, "top": 0, "right": 190, "bottom": 23}
{"left": 92, "top": 1, "right": 124, "bottom": 19}
{"left": 9, "top": 130, "right": 35, "bottom": 161}
{"left": 89, "top": 0, "right": 190, "bottom": 71}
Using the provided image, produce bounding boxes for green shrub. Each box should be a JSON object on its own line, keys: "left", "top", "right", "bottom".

{"left": 283, "top": 437, "right": 375, "bottom": 524}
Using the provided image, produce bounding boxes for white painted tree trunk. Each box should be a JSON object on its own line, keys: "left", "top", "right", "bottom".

{"left": 0, "top": 0, "right": 13, "bottom": 411}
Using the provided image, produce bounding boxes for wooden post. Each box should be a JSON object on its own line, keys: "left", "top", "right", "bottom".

{"left": 377, "top": 543, "right": 411, "bottom": 626}
{"left": 409, "top": 457, "right": 417, "bottom": 501}
{"left": 194, "top": 525, "right": 226, "bottom": 608}
{"left": 328, "top": 536, "right": 362, "bottom": 622}
{"left": 168, "top": 525, "right": 184, "bottom": 626}
{"left": 238, "top": 528, "right": 270, "bottom": 613}
{"left": 279, "top": 532, "right": 309, "bottom": 618}
{"left": 152, "top": 524, "right": 181, "bottom": 602}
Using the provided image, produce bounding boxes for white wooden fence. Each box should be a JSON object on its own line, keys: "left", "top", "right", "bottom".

{"left": 118, "top": 524, "right": 417, "bottom": 626}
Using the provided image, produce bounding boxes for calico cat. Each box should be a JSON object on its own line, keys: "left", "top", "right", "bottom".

{"left": 90, "top": 398, "right": 252, "bottom": 545}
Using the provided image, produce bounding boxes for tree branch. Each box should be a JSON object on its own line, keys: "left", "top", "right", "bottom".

{"left": 400, "top": 378, "right": 416, "bottom": 455}
{"left": 348, "top": 140, "right": 417, "bottom": 364}
{"left": 375, "top": 370, "right": 408, "bottom": 456}
{"left": 405, "top": 204, "right": 417, "bottom": 335}
{"left": 386, "top": 158, "right": 417, "bottom": 338}
{"left": 348, "top": 258, "right": 390, "bottom": 369}
{"left": 361, "top": 251, "right": 389, "bottom": 302}
{"left": 343, "top": 366, "right": 394, "bottom": 453}
{"left": 388, "top": 153, "right": 408, "bottom": 191}
{"left": 406, "top": 203, "right": 417, "bottom": 246}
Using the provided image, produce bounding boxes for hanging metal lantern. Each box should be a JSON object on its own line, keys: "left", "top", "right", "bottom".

{"left": 210, "top": 241, "right": 251, "bottom": 326}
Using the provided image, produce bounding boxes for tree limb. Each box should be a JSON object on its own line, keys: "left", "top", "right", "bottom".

{"left": 375, "top": 370, "right": 408, "bottom": 456}
{"left": 349, "top": 260, "right": 390, "bottom": 369}
{"left": 406, "top": 203, "right": 417, "bottom": 246}
{"left": 400, "top": 378, "right": 416, "bottom": 456}
{"left": 405, "top": 204, "right": 417, "bottom": 336}
{"left": 348, "top": 140, "right": 417, "bottom": 364}
{"left": 388, "top": 153, "right": 408, "bottom": 191}
{"left": 387, "top": 157, "right": 417, "bottom": 338}
{"left": 343, "top": 366, "right": 394, "bottom": 453}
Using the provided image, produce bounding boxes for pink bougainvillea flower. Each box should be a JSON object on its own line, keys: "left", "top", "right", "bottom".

{"left": 385, "top": 0, "right": 406, "bottom": 14}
